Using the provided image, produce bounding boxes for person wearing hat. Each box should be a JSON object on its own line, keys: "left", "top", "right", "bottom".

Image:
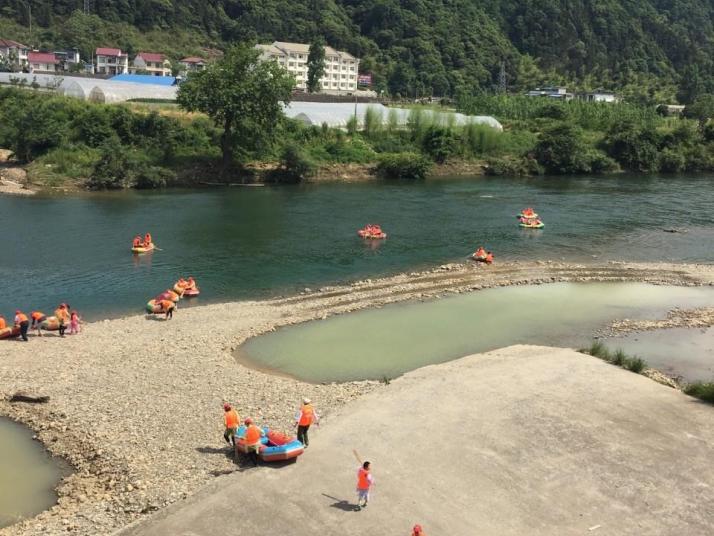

{"left": 241, "top": 418, "right": 265, "bottom": 466}
{"left": 295, "top": 397, "right": 319, "bottom": 448}
{"left": 222, "top": 403, "right": 240, "bottom": 448}
{"left": 14, "top": 310, "right": 29, "bottom": 341}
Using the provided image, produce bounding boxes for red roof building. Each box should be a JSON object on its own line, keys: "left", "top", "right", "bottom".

{"left": 135, "top": 52, "right": 167, "bottom": 63}
{"left": 0, "top": 38, "right": 28, "bottom": 49}
{"left": 131, "top": 52, "right": 171, "bottom": 76}
{"left": 28, "top": 52, "right": 59, "bottom": 64}
{"left": 96, "top": 47, "right": 123, "bottom": 57}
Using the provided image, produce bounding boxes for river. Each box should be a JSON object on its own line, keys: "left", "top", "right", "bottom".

{"left": 2, "top": 175, "right": 713, "bottom": 319}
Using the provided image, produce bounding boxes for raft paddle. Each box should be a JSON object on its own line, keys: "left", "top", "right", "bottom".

{"left": 352, "top": 449, "right": 363, "bottom": 465}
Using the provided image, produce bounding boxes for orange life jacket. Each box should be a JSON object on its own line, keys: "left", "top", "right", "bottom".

{"left": 357, "top": 468, "right": 371, "bottom": 490}
{"left": 485, "top": 253, "right": 494, "bottom": 263}
{"left": 15, "top": 312, "right": 28, "bottom": 323}
{"left": 0, "top": 317, "right": 6, "bottom": 329}
{"left": 144, "top": 233, "right": 152, "bottom": 245}
{"left": 298, "top": 404, "right": 314, "bottom": 426}
{"left": 224, "top": 409, "right": 239, "bottom": 429}
{"left": 133, "top": 237, "right": 141, "bottom": 247}
{"left": 55, "top": 308, "right": 69, "bottom": 322}
{"left": 160, "top": 300, "right": 173, "bottom": 311}
{"left": 31, "top": 311, "right": 45, "bottom": 321}
{"left": 245, "top": 424, "right": 262, "bottom": 445}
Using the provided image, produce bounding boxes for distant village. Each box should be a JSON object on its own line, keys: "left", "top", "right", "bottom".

{"left": 0, "top": 37, "right": 625, "bottom": 105}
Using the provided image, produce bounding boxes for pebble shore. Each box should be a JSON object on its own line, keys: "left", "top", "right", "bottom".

{"left": 1, "top": 260, "right": 713, "bottom": 535}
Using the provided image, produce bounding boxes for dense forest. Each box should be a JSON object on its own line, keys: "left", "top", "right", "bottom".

{"left": 0, "top": 0, "right": 713, "bottom": 101}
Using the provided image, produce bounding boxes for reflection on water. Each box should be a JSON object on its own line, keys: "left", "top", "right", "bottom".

{"left": 608, "top": 327, "right": 714, "bottom": 382}
{"left": 239, "top": 283, "right": 714, "bottom": 383}
{"left": 2, "top": 175, "right": 714, "bottom": 319}
{"left": 0, "top": 418, "right": 68, "bottom": 528}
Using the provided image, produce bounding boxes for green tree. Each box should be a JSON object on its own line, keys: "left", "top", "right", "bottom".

{"left": 176, "top": 44, "right": 294, "bottom": 169}
{"left": 534, "top": 123, "right": 599, "bottom": 174}
{"left": 683, "top": 94, "right": 714, "bottom": 128}
{"left": 306, "top": 39, "right": 326, "bottom": 94}
{"left": 603, "top": 120, "right": 661, "bottom": 172}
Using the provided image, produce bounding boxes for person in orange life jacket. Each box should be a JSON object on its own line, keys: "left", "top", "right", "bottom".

{"left": 14, "top": 310, "right": 30, "bottom": 341}
{"left": 160, "top": 299, "right": 174, "bottom": 320}
{"left": 411, "top": 525, "right": 425, "bottom": 536}
{"left": 356, "top": 461, "right": 373, "bottom": 509}
{"left": 295, "top": 397, "right": 319, "bottom": 448}
{"left": 485, "top": 251, "right": 494, "bottom": 264}
{"left": 223, "top": 403, "right": 240, "bottom": 448}
{"left": 144, "top": 233, "right": 152, "bottom": 247}
{"left": 55, "top": 304, "right": 70, "bottom": 337}
{"left": 241, "top": 418, "right": 265, "bottom": 466}
{"left": 132, "top": 236, "right": 142, "bottom": 248}
{"left": 30, "top": 311, "right": 46, "bottom": 336}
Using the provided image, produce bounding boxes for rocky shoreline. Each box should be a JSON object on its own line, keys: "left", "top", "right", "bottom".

{"left": 1, "top": 260, "right": 713, "bottom": 536}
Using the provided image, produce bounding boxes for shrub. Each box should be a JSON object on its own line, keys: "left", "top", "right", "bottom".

{"left": 376, "top": 152, "right": 432, "bottom": 180}
{"left": 684, "top": 382, "right": 714, "bottom": 404}
{"left": 623, "top": 356, "right": 647, "bottom": 373}
{"left": 536, "top": 102, "right": 569, "bottom": 120}
{"left": 611, "top": 349, "right": 627, "bottom": 366}
{"left": 533, "top": 123, "right": 595, "bottom": 174}
{"left": 135, "top": 166, "right": 176, "bottom": 189}
{"left": 484, "top": 155, "right": 540, "bottom": 176}
{"left": 586, "top": 340, "right": 610, "bottom": 360}
{"left": 603, "top": 120, "right": 661, "bottom": 171}
{"left": 87, "top": 145, "right": 136, "bottom": 189}
{"left": 422, "top": 126, "right": 458, "bottom": 163}
{"left": 659, "top": 148, "right": 686, "bottom": 172}
{"left": 276, "top": 143, "right": 315, "bottom": 182}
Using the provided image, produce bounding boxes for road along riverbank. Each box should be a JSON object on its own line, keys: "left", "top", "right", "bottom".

{"left": 1, "top": 260, "right": 713, "bottom": 535}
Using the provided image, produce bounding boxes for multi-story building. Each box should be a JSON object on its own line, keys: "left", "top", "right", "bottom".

{"left": 178, "top": 56, "right": 208, "bottom": 75}
{"left": 54, "top": 49, "right": 81, "bottom": 72}
{"left": 0, "top": 38, "right": 29, "bottom": 69}
{"left": 28, "top": 51, "right": 59, "bottom": 73}
{"left": 131, "top": 52, "right": 172, "bottom": 76}
{"left": 256, "top": 41, "right": 360, "bottom": 93}
{"left": 95, "top": 47, "right": 129, "bottom": 76}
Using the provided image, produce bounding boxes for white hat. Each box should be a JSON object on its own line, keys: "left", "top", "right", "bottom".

{"left": 303, "top": 398, "right": 312, "bottom": 404}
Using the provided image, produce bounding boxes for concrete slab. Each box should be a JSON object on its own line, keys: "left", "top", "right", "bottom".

{"left": 118, "top": 346, "right": 714, "bottom": 536}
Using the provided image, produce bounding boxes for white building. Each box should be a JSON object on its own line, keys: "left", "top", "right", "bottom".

{"left": 0, "top": 38, "right": 29, "bottom": 69}
{"left": 95, "top": 47, "right": 129, "bottom": 76}
{"left": 256, "top": 41, "right": 360, "bottom": 93}
{"left": 28, "top": 51, "right": 59, "bottom": 73}
{"left": 584, "top": 90, "right": 620, "bottom": 103}
{"left": 131, "top": 52, "right": 172, "bottom": 76}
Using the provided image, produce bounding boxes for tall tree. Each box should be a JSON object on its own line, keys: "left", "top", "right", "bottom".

{"left": 306, "top": 39, "right": 325, "bottom": 94}
{"left": 176, "top": 44, "right": 294, "bottom": 170}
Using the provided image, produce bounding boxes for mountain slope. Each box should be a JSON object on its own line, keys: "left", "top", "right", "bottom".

{"left": 0, "top": 0, "right": 712, "bottom": 100}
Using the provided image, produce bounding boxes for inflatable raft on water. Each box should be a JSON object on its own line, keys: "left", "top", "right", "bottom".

{"left": 0, "top": 326, "right": 20, "bottom": 340}
{"left": 519, "top": 222, "right": 545, "bottom": 229}
{"left": 235, "top": 426, "right": 305, "bottom": 462}
{"left": 357, "top": 228, "right": 387, "bottom": 239}
{"left": 183, "top": 287, "right": 200, "bottom": 297}
{"left": 131, "top": 243, "right": 155, "bottom": 254}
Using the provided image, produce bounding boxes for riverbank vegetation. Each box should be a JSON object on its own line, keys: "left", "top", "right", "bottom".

{"left": 1, "top": 71, "right": 713, "bottom": 190}
{"left": 582, "top": 341, "right": 647, "bottom": 374}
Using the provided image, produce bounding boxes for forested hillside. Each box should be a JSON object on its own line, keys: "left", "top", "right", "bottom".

{"left": 0, "top": 0, "right": 713, "bottom": 102}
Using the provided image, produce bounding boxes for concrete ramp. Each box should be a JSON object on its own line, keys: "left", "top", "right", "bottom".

{"left": 119, "top": 346, "right": 714, "bottom": 536}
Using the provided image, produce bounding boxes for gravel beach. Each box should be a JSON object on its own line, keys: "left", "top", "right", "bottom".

{"left": 1, "top": 260, "right": 713, "bottom": 535}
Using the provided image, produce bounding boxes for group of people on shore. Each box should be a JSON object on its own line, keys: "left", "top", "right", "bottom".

{"left": 1, "top": 303, "right": 80, "bottom": 341}
{"left": 222, "top": 397, "right": 321, "bottom": 464}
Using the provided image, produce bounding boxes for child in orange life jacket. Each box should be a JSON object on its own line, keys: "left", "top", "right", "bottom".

{"left": 295, "top": 397, "right": 319, "bottom": 448}
{"left": 356, "top": 461, "right": 374, "bottom": 509}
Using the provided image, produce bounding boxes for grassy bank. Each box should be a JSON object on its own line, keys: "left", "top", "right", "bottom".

{"left": 1, "top": 87, "right": 713, "bottom": 191}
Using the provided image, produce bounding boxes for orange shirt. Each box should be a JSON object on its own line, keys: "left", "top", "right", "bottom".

{"left": 357, "top": 468, "right": 372, "bottom": 490}
{"left": 0, "top": 317, "right": 6, "bottom": 329}
{"left": 224, "top": 409, "right": 239, "bottom": 429}
{"left": 244, "top": 424, "right": 262, "bottom": 446}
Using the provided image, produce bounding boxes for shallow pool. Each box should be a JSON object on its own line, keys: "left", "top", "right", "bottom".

{"left": 0, "top": 418, "right": 68, "bottom": 528}
{"left": 238, "top": 283, "right": 714, "bottom": 382}
{"left": 608, "top": 327, "right": 714, "bottom": 383}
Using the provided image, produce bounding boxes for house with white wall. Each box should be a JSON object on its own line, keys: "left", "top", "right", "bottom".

{"left": 131, "top": 52, "right": 172, "bottom": 76}
{"left": 178, "top": 56, "right": 207, "bottom": 75}
{"left": 0, "top": 38, "right": 29, "bottom": 69}
{"left": 256, "top": 41, "right": 360, "bottom": 93}
{"left": 28, "top": 51, "right": 59, "bottom": 73}
{"left": 95, "top": 47, "right": 129, "bottom": 76}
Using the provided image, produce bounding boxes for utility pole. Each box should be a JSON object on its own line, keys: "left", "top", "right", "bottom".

{"left": 84, "top": 0, "right": 91, "bottom": 14}
{"left": 498, "top": 61, "right": 507, "bottom": 94}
